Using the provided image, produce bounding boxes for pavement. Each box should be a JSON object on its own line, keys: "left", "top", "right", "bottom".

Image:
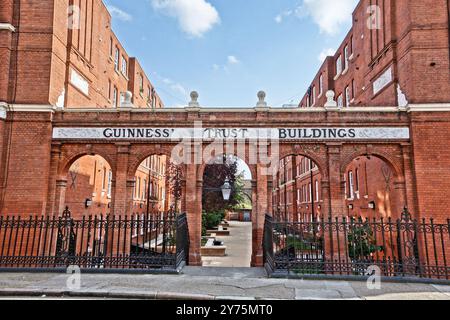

{"left": 202, "top": 221, "right": 252, "bottom": 268}
{"left": 0, "top": 268, "right": 450, "bottom": 300}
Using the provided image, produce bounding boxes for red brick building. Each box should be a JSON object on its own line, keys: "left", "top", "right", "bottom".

{"left": 0, "top": 0, "right": 450, "bottom": 268}
{"left": 274, "top": 0, "right": 450, "bottom": 221}
{"left": 0, "top": 0, "right": 168, "bottom": 218}
{"left": 300, "top": 0, "right": 450, "bottom": 108}
{"left": 273, "top": 156, "right": 323, "bottom": 223}
{"left": 0, "top": 0, "right": 164, "bottom": 109}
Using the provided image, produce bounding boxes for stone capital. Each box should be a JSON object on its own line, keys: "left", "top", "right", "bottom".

{"left": 115, "top": 142, "right": 131, "bottom": 154}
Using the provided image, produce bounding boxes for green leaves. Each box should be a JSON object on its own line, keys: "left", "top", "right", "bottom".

{"left": 347, "top": 222, "right": 383, "bottom": 260}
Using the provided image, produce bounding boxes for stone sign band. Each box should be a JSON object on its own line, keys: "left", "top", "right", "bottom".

{"left": 52, "top": 127, "right": 410, "bottom": 141}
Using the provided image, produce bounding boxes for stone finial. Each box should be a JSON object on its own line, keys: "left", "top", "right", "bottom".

{"left": 324, "top": 90, "right": 338, "bottom": 109}
{"left": 124, "top": 91, "right": 133, "bottom": 104}
{"left": 188, "top": 91, "right": 200, "bottom": 108}
{"left": 256, "top": 91, "right": 267, "bottom": 108}
{"left": 397, "top": 84, "right": 408, "bottom": 109}
{"left": 120, "top": 91, "right": 134, "bottom": 109}
{"left": 0, "top": 102, "right": 7, "bottom": 119}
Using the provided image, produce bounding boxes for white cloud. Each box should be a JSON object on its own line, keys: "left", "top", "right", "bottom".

{"left": 152, "top": 72, "right": 189, "bottom": 101}
{"left": 227, "top": 55, "right": 240, "bottom": 65}
{"left": 213, "top": 56, "right": 241, "bottom": 72}
{"left": 300, "top": 0, "right": 358, "bottom": 35}
{"left": 162, "top": 77, "right": 188, "bottom": 96}
{"left": 275, "top": 0, "right": 358, "bottom": 35}
{"left": 318, "top": 47, "right": 336, "bottom": 62}
{"left": 170, "top": 83, "right": 188, "bottom": 96}
{"left": 274, "top": 10, "right": 293, "bottom": 24}
{"left": 151, "top": 0, "right": 220, "bottom": 37}
{"left": 107, "top": 5, "right": 133, "bottom": 22}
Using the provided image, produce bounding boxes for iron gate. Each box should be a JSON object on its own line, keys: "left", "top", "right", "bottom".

{"left": 0, "top": 208, "right": 189, "bottom": 272}
{"left": 264, "top": 211, "right": 450, "bottom": 281}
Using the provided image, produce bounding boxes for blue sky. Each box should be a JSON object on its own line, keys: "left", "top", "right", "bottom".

{"left": 103, "top": 0, "right": 358, "bottom": 107}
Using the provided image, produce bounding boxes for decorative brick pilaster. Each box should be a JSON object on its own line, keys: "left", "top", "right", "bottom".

{"left": 45, "top": 142, "right": 62, "bottom": 216}
{"left": 251, "top": 163, "right": 268, "bottom": 267}
{"left": 185, "top": 162, "right": 202, "bottom": 266}
{"left": 112, "top": 143, "right": 131, "bottom": 216}
{"left": 326, "top": 143, "right": 344, "bottom": 217}
{"left": 53, "top": 179, "right": 67, "bottom": 217}
{"left": 400, "top": 143, "right": 418, "bottom": 218}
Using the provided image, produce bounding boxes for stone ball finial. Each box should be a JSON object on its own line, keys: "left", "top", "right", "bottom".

{"left": 326, "top": 90, "right": 335, "bottom": 100}
{"left": 257, "top": 91, "right": 266, "bottom": 102}
{"left": 188, "top": 91, "right": 200, "bottom": 108}
{"left": 190, "top": 91, "right": 199, "bottom": 102}
{"left": 324, "top": 90, "right": 338, "bottom": 109}
{"left": 256, "top": 91, "right": 268, "bottom": 108}
{"left": 124, "top": 91, "right": 133, "bottom": 103}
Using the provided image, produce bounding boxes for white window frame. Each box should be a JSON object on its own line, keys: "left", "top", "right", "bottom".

{"left": 336, "top": 55, "right": 342, "bottom": 76}
{"left": 319, "top": 74, "right": 323, "bottom": 95}
{"left": 107, "top": 170, "right": 112, "bottom": 197}
{"left": 309, "top": 183, "right": 312, "bottom": 203}
{"left": 312, "top": 86, "right": 316, "bottom": 106}
{"left": 344, "top": 45, "right": 349, "bottom": 70}
{"left": 337, "top": 94, "right": 344, "bottom": 108}
{"left": 315, "top": 180, "right": 319, "bottom": 201}
{"left": 112, "top": 87, "right": 118, "bottom": 108}
{"left": 348, "top": 171, "right": 354, "bottom": 200}
{"left": 345, "top": 86, "right": 351, "bottom": 107}
{"left": 114, "top": 47, "right": 119, "bottom": 71}
{"left": 121, "top": 56, "right": 127, "bottom": 76}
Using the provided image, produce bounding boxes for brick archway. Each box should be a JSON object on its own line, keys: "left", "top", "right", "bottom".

{"left": 126, "top": 144, "right": 180, "bottom": 180}
{"left": 197, "top": 152, "right": 258, "bottom": 267}
{"left": 339, "top": 146, "right": 408, "bottom": 219}
{"left": 0, "top": 107, "right": 421, "bottom": 267}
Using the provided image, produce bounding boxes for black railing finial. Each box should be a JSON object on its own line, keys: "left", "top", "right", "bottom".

{"left": 401, "top": 206, "right": 412, "bottom": 222}
{"left": 62, "top": 206, "right": 71, "bottom": 219}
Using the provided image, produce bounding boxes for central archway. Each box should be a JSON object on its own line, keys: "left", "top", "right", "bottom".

{"left": 199, "top": 154, "right": 255, "bottom": 268}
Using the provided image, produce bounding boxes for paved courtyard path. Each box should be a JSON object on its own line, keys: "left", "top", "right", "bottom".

{"left": 202, "top": 221, "right": 252, "bottom": 268}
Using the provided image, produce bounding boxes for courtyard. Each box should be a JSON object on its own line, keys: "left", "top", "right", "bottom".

{"left": 202, "top": 221, "right": 253, "bottom": 268}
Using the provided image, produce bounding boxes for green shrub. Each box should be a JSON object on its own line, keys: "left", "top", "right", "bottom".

{"left": 347, "top": 223, "right": 383, "bottom": 261}
{"left": 201, "top": 210, "right": 225, "bottom": 236}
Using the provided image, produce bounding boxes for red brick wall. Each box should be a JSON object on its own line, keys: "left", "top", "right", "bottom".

{"left": 128, "top": 58, "right": 164, "bottom": 109}
{"left": 345, "top": 156, "right": 402, "bottom": 219}
{"left": 300, "top": 0, "right": 450, "bottom": 107}
{"left": 0, "top": 0, "right": 163, "bottom": 108}
{"left": 5, "top": 0, "right": 56, "bottom": 104}
{"left": 410, "top": 112, "right": 450, "bottom": 223}
{"left": 0, "top": 112, "right": 53, "bottom": 215}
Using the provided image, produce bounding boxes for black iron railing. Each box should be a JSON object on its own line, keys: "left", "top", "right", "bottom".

{"left": 0, "top": 210, "right": 189, "bottom": 272}
{"left": 264, "top": 213, "right": 450, "bottom": 281}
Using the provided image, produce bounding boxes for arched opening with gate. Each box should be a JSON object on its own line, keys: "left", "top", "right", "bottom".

{"left": 271, "top": 153, "right": 326, "bottom": 222}
{"left": 200, "top": 155, "right": 254, "bottom": 267}
{"left": 342, "top": 154, "right": 404, "bottom": 220}
{"left": 59, "top": 153, "right": 115, "bottom": 219}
